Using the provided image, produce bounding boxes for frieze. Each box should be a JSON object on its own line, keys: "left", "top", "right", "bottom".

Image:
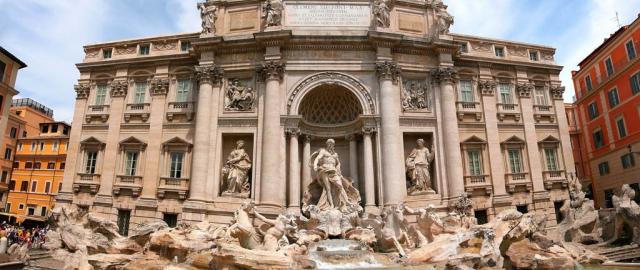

{"left": 376, "top": 61, "right": 401, "bottom": 82}
{"left": 257, "top": 61, "right": 285, "bottom": 82}
{"left": 75, "top": 84, "right": 90, "bottom": 99}
{"left": 153, "top": 41, "right": 178, "bottom": 51}
{"left": 516, "top": 82, "right": 533, "bottom": 98}
{"left": 115, "top": 46, "right": 136, "bottom": 55}
{"left": 149, "top": 78, "right": 170, "bottom": 96}
{"left": 550, "top": 85, "right": 565, "bottom": 100}
{"left": 402, "top": 79, "right": 430, "bottom": 111}
{"left": 478, "top": 80, "right": 496, "bottom": 96}
{"left": 430, "top": 67, "right": 457, "bottom": 83}
{"left": 217, "top": 118, "right": 258, "bottom": 127}
{"left": 508, "top": 46, "right": 528, "bottom": 57}
{"left": 195, "top": 65, "right": 224, "bottom": 84}
{"left": 110, "top": 80, "right": 128, "bottom": 97}
{"left": 470, "top": 41, "right": 492, "bottom": 52}
{"left": 85, "top": 50, "right": 100, "bottom": 58}
{"left": 287, "top": 72, "right": 375, "bottom": 114}
{"left": 541, "top": 52, "right": 554, "bottom": 61}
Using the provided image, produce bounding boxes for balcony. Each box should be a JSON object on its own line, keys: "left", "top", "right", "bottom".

{"left": 505, "top": 172, "right": 532, "bottom": 193}
{"left": 533, "top": 105, "right": 556, "bottom": 123}
{"left": 543, "top": 170, "right": 568, "bottom": 190}
{"left": 124, "top": 103, "right": 151, "bottom": 122}
{"left": 496, "top": 103, "right": 521, "bottom": 122}
{"left": 113, "top": 175, "right": 143, "bottom": 197}
{"left": 73, "top": 173, "right": 101, "bottom": 194}
{"left": 456, "top": 101, "right": 482, "bottom": 121}
{"left": 464, "top": 174, "right": 492, "bottom": 195}
{"left": 85, "top": 105, "right": 110, "bottom": 123}
{"left": 157, "top": 177, "right": 189, "bottom": 200}
{"left": 166, "top": 102, "right": 194, "bottom": 122}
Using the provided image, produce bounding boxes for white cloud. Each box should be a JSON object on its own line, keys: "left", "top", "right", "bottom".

{"left": 173, "top": 0, "right": 200, "bottom": 33}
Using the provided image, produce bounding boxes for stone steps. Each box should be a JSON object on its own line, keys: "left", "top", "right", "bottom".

{"left": 598, "top": 244, "right": 640, "bottom": 262}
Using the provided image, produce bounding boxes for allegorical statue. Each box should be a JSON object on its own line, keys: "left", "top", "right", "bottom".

{"left": 434, "top": 2, "right": 453, "bottom": 35}
{"left": 222, "top": 140, "right": 252, "bottom": 197}
{"left": 406, "top": 139, "right": 435, "bottom": 194}
{"left": 302, "top": 139, "right": 361, "bottom": 213}
{"left": 198, "top": 2, "right": 218, "bottom": 35}
{"left": 373, "top": 0, "right": 391, "bottom": 28}
{"left": 224, "top": 79, "right": 255, "bottom": 111}
{"left": 262, "top": 0, "right": 283, "bottom": 27}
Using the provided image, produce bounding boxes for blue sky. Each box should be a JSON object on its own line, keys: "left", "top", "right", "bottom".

{"left": 1, "top": 0, "right": 639, "bottom": 122}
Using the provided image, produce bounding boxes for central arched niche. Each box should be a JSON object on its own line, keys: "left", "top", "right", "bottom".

{"left": 298, "top": 84, "right": 364, "bottom": 125}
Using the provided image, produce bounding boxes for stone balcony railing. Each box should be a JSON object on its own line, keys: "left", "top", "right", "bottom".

{"left": 113, "top": 175, "right": 143, "bottom": 197}
{"left": 496, "top": 103, "right": 521, "bottom": 122}
{"left": 73, "top": 173, "right": 101, "bottom": 194}
{"left": 505, "top": 172, "right": 532, "bottom": 192}
{"left": 85, "top": 105, "right": 110, "bottom": 123}
{"left": 157, "top": 177, "right": 189, "bottom": 199}
{"left": 533, "top": 105, "right": 556, "bottom": 123}
{"left": 124, "top": 103, "right": 151, "bottom": 122}
{"left": 463, "top": 174, "right": 492, "bottom": 195}
{"left": 166, "top": 102, "right": 195, "bottom": 122}
{"left": 543, "top": 170, "right": 568, "bottom": 190}
{"left": 456, "top": 101, "right": 482, "bottom": 121}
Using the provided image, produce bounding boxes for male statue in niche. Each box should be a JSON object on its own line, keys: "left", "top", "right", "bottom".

{"left": 222, "top": 140, "right": 252, "bottom": 197}
{"left": 406, "top": 138, "right": 436, "bottom": 194}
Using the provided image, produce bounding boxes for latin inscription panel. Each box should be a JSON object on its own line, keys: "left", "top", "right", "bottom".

{"left": 286, "top": 4, "right": 371, "bottom": 27}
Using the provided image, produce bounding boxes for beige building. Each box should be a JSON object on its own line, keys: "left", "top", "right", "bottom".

{"left": 58, "top": 0, "right": 573, "bottom": 233}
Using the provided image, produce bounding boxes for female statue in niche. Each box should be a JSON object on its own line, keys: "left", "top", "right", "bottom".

{"left": 406, "top": 138, "right": 435, "bottom": 194}
{"left": 222, "top": 140, "right": 252, "bottom": 197}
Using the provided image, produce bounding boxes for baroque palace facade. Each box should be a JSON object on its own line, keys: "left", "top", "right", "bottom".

{"left": 58, "top": 0, "right": 574, "bottom": 231}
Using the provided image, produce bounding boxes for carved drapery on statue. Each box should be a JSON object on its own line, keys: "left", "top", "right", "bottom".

{"left": 198, "top": 2, "right": 218, "bottom": 35}
{"left": 222, "top": 140, "right": 252, "bottom": 198}
{"left": 373, "top": 0, "right": 392, "bottom": 28}
{"left": 406, "top": 139, "right": 435, "bottom": 195}
{"left": 262, "top": 0, "right": 283, "bottom": 27}
{"left": 302, "top": 139, "right": 361, "bottom": 213}
{"left": 224, "top": 79, "right": 255, "bottom": 111}
{"left": 402, "top": 80, "right": 430, "bottom": 111}
{"left": 432, "top": 1, "right": 453, "bottom": 35}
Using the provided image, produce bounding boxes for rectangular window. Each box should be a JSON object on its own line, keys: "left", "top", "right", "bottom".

{"left": 631, "top": 72, "right": 640, "bottom": 95}
{"left": 52, "top": 141, "right": 59, "bottom": 151}
{"left": 176, "top": 79, "right": 191, "bottom": 102}
{"left": 180, "top": 41, "right": 192, "bottom": 52}
{"left": 41, "top": 125, "right": 49, "bottom": 133}
{"left": 605, "top": 58, "right": 614, "bottom": 76}
{"left": 593, "top": 130, "right": 604, "bottom": 149}
{"left": 163, "top": 213, "right": 178, "bottom": 228}
{"left": 17, "top": 143, "right": 22, "bottom": 151}
{"left": 5, "top": 203, "right": 10, "bottom": 213}
{"left": 529, "top": 51, "right": 538, "bottom": 61}
{"left": 60, "top": 162, "right": 66, "bottom": 170}
{"left": 499, "top": 83, "right": 512, "bottom": 104}
{"left": 459, "top": 80, "right": 474, "bottom": 102}
{"left": 30, "top": 142, "right": 36, "bottom": 151}
{"left": 30, "top": 181, "right": 37, "bottom": 192}
{"left": 608, "top": 88, "right": 620, "bottom": 108}
{"left": 467, "top": 150, "right": 482, "bottom": 176}
{"left": 588, "top": 102, "right": 599, "bottom": 120}
{"left": 40, "top": 207, "right": 47, "bottom": 217}
{"left": 585, "top": 76, "right": 593, "bottom": 92}
{"left": 51, "top": 124, "right": 58, "bottom": 133}
{"left": 495, "top": 47, "right": 505, "bottom": 57}
{"left": 621, "top": 153, "right": 636, "bottom": 169}
{"left": 103, "top": 48, "right": 112, "bottom": 59}
{"left": 39, "top": 142, "right": 44, "bottom": 151}
{"left": 170, "top": 152, "right": 184, "bottom": 178}
{"left": 22, "top": 131, "right": 27, "bottom": 138}
{"left": 25, "top": 162, "right": 32, "bottom": 169}
{"left": 58, "top": 182, "right": 62, "bottom": 193}
{"left": 598, "top": 162, "right": 610, "bottom": 176}
{"left": 604, "top": 189, "right": 614, "bottom": 208}
{"left": 85, "top": 151, "right": 98, "bottom": 174}
{"left": 27, "top": 207, "right": 35, "bottom": 216}
{"left": 1, "top": 171, "right": 7, "bottom": 183}
{"left": 534, "top": 85, "right": 547, "bottom": 105}
{"left": 139, "top": 44, "right": 150, "bottom": 55}
{"left": 544, "top": 148, "right": 558, "bottom": 171}
{"left": 3, "top": 148, "right": 11, "bottom": 160}
{"left": 124, "top": 151, "right": 139, "bottom": 176}
{"left": 47, "top": 162, "right": 55, "bottom": 170}
{"left": 516, "top": 205, "right": 529, "bottom": 214}
{"left": 474, "top": 210, "right": 488, "bottom": 225}
{"left": 9, "top": 127, "right": 17, "bottom": 138}
{"left": 8, "top": 180, "right": 15, "bottom": 191}
{"left": 616, "top": 117, "right": 627, "bottom": 138}
{"left": 627, "top": 40, "right": 637, "bottom": 60}
{"left": 95, "top": 85, "right": 107, "bottom": 105}
{"left": 507, "top": 149, "right": 523, "bottom": 173}
{"left": 34, "top": 161, "right": 41, "bottom": 169}
{"left": 117, "top": 210, "right": 131, "bottom": 236}
{"left": 45, "top": 182, "right": 51, "bottom": 194}
{"left": 133, "top": 82, "right": 146, "bottom": 104}
{"left": 18, "top": 204, "right": 23, "bottom": 210}
{"left": 12, "top": 162, "right": 18, "bottom": 169}
{"left": 20, "top": 181, "right": 28, "bottom": 192}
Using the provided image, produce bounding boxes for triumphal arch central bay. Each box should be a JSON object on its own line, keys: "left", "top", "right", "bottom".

{"left": 59, "top": 0, "right": 574, "bottom": 228}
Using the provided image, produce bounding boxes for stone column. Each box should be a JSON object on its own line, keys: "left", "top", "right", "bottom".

{"left": 258, "top": 61, "right": 285, "bottom": 208}
{"left": 302, "top": 135, "right": 312, "bottom": 190}
{"left": 551, "top": 86, "right": 576, "bottom": 174}
{"left": 517, "top": 83, "right": 545, "bottom": 193}
{"left": 287, "top": 128, "right": 301, "bottom": 211}
{"left": 347, "top": 134, "right": 359, "bottom": 186}
{"left": 432, "top": 67, "right": 465, "bottom": 198}
{"left": 189, "top": 65, "right": 223, "bottom": 202}
{"left": 376, "top": 61, "right": 406, "bottom": 206}
{"left": 362, "top": 127, "right": 377, "bottom": 210}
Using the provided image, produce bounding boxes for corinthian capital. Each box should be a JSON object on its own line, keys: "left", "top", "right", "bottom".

{"left": 258, "top": 61, "right": 285, "bottom": 82}
{"left": 375, "top": 61, "right": 400, "bottom": 82}
{"left": 431, "top": 67, "right": 457, "bottom": 84}
{"left": 550, "top": 85, "right": 565, "bottom": 100}
{"left": 516, "top": 82, "right": 533, "bottom": 98}
{"left": 195, "top": 64, "right": 224, "bottom": 85}
{"left": 149, "top": 78, "right": 170, "bottom": 96}
{"left": 478, "top": 80, "right": 496, "bottom": 96}
{"left": 110, "top": 80, "right": 128, "bottom": 97}
{"left": 74, "top": 83, "right": 90, "bottom": 99}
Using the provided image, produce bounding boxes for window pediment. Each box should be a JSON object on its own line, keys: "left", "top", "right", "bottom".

{"left": 538, "top": 135, "right": 560, "bottom": 147}
{"left": 501, "top": 136, "right": 525, "bottom": 148}
{"left": 162, "top": 137, "right": 192, "bottom": 151}
{"left": 461, "top": 135, "right": 487, "bottom": 149}
{"left": 119, "top": 136, "right": 147, "bottom": 151}
{"left": 80, "top": 137, "right": 105, "bottom": 150}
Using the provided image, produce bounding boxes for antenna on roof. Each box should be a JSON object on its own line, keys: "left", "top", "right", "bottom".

{"left": 613, "top": 11, "right": 621, "bottom": 28}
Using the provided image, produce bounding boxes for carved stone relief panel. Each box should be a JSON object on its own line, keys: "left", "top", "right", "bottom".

{"left": 402, "top": 79, "right": 430, "bottom": 112}
{"left": 224, "top": 78, "right": 255, "bottom": 112}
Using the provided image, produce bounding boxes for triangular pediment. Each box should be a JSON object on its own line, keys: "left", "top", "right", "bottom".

{"left": 162, "top": 137, "right": 192, "bottom": 147}
{"left": 462, "top": 135, "right": 487, "bottom": 144}
{"left": 80, "top": 136, "right": 104, "bottom": 145}
{"left": 502, "top": 135, "right": 525, "bottom": 144}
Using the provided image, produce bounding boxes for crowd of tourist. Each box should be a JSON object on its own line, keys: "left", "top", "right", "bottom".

{"left": 0, "top": 222, "right": 49, "bottom": 249}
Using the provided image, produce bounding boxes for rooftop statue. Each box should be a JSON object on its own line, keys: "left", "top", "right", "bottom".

{"left": 197, "top": 2, "right": 217, "bottom": 35}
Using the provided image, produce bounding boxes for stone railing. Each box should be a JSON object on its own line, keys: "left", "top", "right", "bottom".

{"left": 113, "top": 175, "right": 143, "bottom": 197}
{"left": 124, "top": 103, "right": 151, "bottom": 122}
{"left": 157, "top": 177, "right": 189, "bottom": 199}
{"left": 533, "top": 104, "right": 556, "bottom": 123}
{"left": 73, "top": 173, "right": 101, "bottom": 194}
{"left": 166, "top": 102, "right": 195, "bottom": 122}
{"left": 543, "top": 170, "right": 568, "bottom": 190}
{"left": 505, "top": 172, "right": 532, "bottom": 193}
{"left": 456, "top": 101, "right": 482, "bottom": 121}
{"left": 496, "top": 103, "right": 521, "bottom": 121}
{"left": 464, "top": 174, "right": 492, "bottom": 195}
{"left": 85, "top": 105, "right": 110, "bottom": 124}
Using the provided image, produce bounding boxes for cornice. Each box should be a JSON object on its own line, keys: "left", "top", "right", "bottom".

{"left": 367, "top": 31, "right": 404, "bottom": 47}
{"left": 454, "top": 55, "right": 563, "bottom": 72}
{"left": 76, "top": 54, "right": 195, "bottom": 71}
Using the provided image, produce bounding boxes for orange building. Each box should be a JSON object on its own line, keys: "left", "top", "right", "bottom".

{"left": 0, "top": 47, "right": 26, "bottom": 208}
{"left": 5, "top": 122, "right": 69, "bottom": 222}
{"left": 571, "top": 15, "right": 640, "bottom": 208}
